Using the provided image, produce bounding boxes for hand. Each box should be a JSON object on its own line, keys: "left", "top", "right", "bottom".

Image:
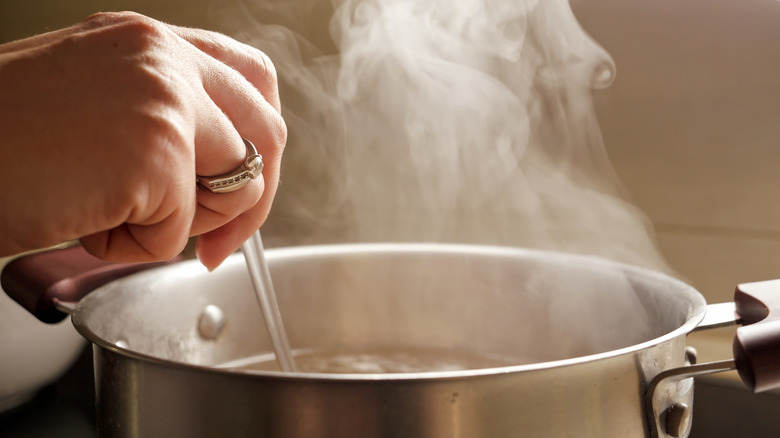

{"left": 0, "top": 11, "right": 286, "bottom": 270}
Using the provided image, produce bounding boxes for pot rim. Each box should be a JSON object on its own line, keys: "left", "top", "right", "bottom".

{"left": 72, "top": 243, "right": 708, "bottom": 381}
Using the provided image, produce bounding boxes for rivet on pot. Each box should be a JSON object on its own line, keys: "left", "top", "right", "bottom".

{"left": 115, "top": 340, "right": 129, "bottom": 349}
{"left": 664, "top": 402, "right": 691, "bottom": 438}
{"left": 198, "top": 304, "right": 226, "bottom": 340}
{"left": 684, "top": 346, "right": 698, "bottom": 366}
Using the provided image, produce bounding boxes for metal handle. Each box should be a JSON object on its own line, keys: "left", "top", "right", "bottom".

{"left": 683, "top": 280, "right": 780, "bottom": 394}
{"left": 647, "top": 281, "right": 780, "bottom": 437}
{"left": 691, "top": 301, "right": 738, "bottom": 332}
{"left": 646, "top": 356, "right": 737, "bottom": 438}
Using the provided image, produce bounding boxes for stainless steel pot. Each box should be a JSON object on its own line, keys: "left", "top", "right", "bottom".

{"left": 3, "top": 243, "right": 779, "bottom": 438}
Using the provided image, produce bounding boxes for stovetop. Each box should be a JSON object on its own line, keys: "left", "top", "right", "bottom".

{"left": 1, "top": 347, "right": 779, "bottom": 438}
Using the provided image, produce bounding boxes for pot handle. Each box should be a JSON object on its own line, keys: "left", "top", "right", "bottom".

{"left": 733, "top": 279, "right": 780, "bottom": 392}
{"left": 1, "top": 245, "right": 181, "bottom": 324}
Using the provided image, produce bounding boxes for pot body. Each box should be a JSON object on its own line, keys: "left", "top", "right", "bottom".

{"left": 73, "top": 244, "right": 705, "bottom": 438}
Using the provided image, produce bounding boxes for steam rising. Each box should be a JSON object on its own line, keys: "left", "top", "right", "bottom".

{"left": 226, "top": 0, "right": 671, "bottom": 274}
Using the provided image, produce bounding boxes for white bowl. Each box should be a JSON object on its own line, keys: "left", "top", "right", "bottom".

{"left": 0, "top": 256, "right": 85, "bottom": 412}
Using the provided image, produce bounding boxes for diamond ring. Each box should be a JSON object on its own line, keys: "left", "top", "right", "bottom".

{"left": 197, "top": 138, "right": 263, "bottom": 193}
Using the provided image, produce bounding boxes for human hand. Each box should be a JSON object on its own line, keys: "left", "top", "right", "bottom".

{"left": 0, "top": 11, "right": 286, "bottom": 270}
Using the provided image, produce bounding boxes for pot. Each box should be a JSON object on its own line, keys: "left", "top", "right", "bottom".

{"left": 3, "top": 243, "right": 779, "bottom": 438}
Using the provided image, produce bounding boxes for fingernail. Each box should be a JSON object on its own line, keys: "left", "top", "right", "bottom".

{"left": 195, "top": 248, "right": 213, "bottom": 272}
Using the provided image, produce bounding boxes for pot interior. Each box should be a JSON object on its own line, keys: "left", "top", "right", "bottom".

{"left": 72, "top": 244, "right": 705, "bottom": 373}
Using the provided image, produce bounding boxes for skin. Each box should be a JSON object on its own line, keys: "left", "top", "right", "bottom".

{"left": 0, "top": 11, "right": 286, "bottom": 270}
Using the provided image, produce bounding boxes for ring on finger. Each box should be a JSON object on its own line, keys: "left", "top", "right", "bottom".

{"left": 197, "top": 138, "right": 263, "bottom": 194}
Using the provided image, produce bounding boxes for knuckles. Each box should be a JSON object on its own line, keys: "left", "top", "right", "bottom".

{"left": 79, "top": 12, "right": 171, "bottom": 49}
{"left": 268, "top": 111, "right": 289, "bottom": 158}
{"left": 81, "top": 11, "right": 163, "bottom": 33}
{"left": 73, "top": 12, "right": 194, "bottom": 141}
{"left": 249, "top": 49, "right": 280, "bottom": 97}
{"left": 181, "top": 27, "right": 280, "bottom": 96}
{"left": 73, "top": 12, "right": 185, "bottom": 92}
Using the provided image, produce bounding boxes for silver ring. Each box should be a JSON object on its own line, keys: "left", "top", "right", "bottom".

{"left": 197, "top": 138, "right": 263, "bottom": 193}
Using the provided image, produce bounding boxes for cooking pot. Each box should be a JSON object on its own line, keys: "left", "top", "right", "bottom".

{"left": 3, "top": 243, "right": 780, "bottom": 438}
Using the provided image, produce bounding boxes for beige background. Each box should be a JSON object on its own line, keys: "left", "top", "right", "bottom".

{"left": 2, "top": 0, "right": 780, "bottom": 357}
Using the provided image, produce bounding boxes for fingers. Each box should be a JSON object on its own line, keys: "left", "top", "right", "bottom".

{"left": 194, "top": 199, "right": 271, "bottom": 270}
{"left": 189, "top": 136, "right": 265, "bottom": 237}
{"left": 199, "top": 66, "right": 286, "bottom": 212}
{"left": 191, "top": 96, "right": 246, "bottom": 177}
{"left": 185, "top": 57, "right": 282, "bottom": 236}
{"left": 78, "top": 19, "right": 285, "bottom": 266}
{"left": 170, "top": 26, "right": 282, "bottom": 112}
{"left": 1, "top": 12, "right": 285, "bottom": 266}
{"left": 177, "top": 28, "right": 286, "bottom": 266}
{"left": 80, "top": 197, "right": 194, "bottom": 263}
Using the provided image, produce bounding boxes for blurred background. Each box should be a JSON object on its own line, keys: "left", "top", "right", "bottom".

{"left": 1, "top": 0, "right": 779, "bottom": 436}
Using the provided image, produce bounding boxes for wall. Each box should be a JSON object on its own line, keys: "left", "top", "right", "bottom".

{"left": 574, "top": 0, "right": 780, "bottom": 305}
{"left": 572, "top": 0, "right": 780, "bottom": 369}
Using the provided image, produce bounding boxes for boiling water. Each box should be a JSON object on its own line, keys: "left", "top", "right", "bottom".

{"left": 217, "top": 347, "right": 519, "bottom": 373}
{"left": 241, "top": 230, "right": 297, "bottom": 372}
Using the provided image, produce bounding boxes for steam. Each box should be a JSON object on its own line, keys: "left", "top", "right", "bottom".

{"left": 223, "top": 0, "right": 672, "bottom": 274}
